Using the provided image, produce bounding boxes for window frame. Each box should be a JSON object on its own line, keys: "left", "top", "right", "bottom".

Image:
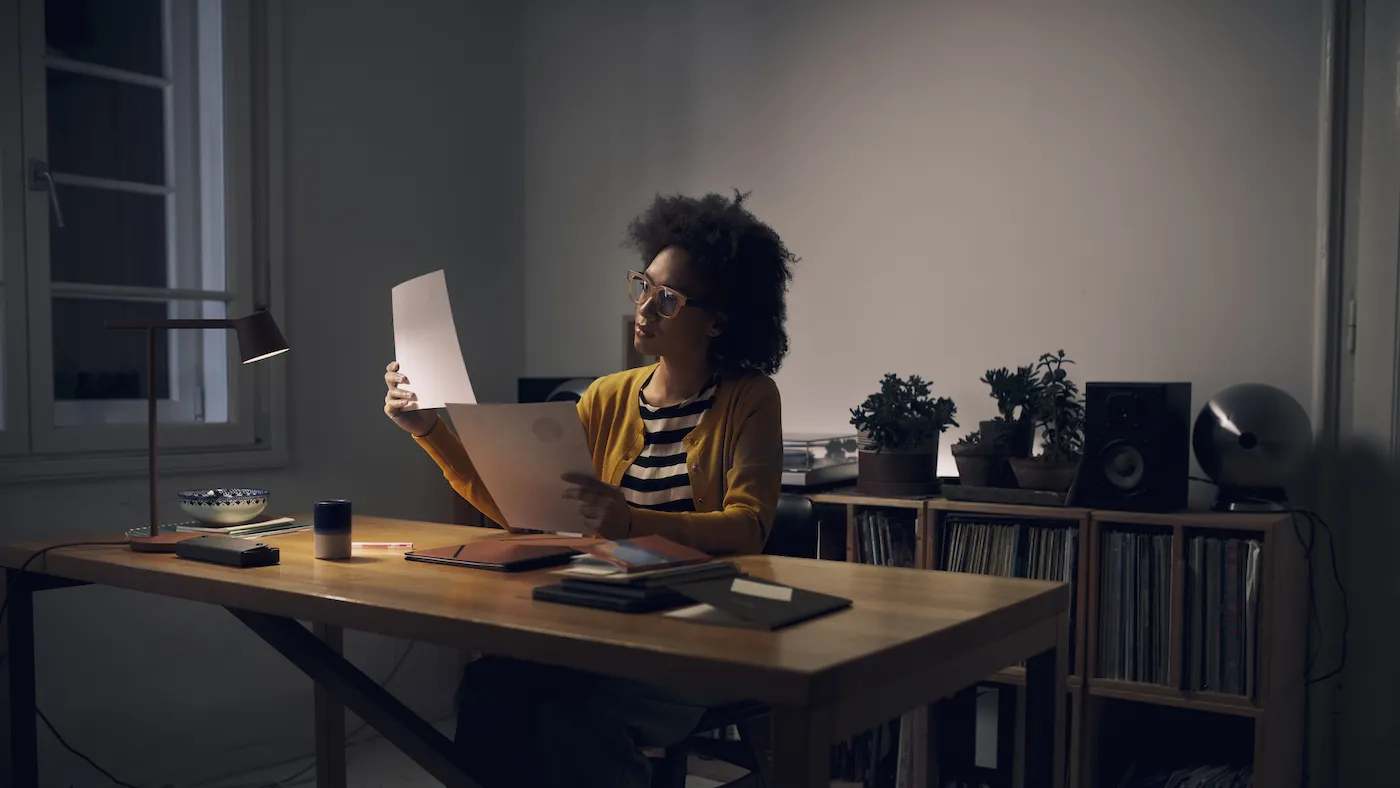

{"left": 0, "top": 0, "right": 28, "bottom": 458}
{"left": 0, "top": 0, "right": 286, "bottom": 482}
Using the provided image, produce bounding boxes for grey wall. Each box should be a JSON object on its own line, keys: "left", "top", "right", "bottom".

{"left": 0, "top": 1, "right": 523, "bottom": 784}
{"left": 523, "top": 0, "right": 1328, "bottom": 483}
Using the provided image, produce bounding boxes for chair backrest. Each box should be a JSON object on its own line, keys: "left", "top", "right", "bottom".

{"left": 764, "top": 493, "right": 816, "bottom": 558}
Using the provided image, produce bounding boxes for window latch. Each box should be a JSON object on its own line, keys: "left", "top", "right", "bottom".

{"left": 28, "top": 159, "right": 65, "bottom": 229}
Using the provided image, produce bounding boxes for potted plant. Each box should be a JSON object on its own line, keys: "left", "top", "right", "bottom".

{"left": 951, "top": 429, "right": 997, "bottom": 487}
{"left": 850, "top": 373, "right": 958, "bottom": 496}
{"left": 979, "top": 365, "right": 1042, "bottom": 458}
{"left": 1010, "top": 350, "right": 1085, "bottom": 492}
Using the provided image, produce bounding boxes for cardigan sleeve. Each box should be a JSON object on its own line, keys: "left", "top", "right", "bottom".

{"left": 412, "top": 417, "right": 510, "bottom": 528}
{"left": 413, "top": 384, "right": 601, "bottom": 530}
{"left": 626, "top": 376, "right": 782, "bottom": 556}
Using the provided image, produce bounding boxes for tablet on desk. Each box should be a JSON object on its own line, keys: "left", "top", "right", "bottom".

{"left": 404, "top": 541, "right": 576, "bottom": 572}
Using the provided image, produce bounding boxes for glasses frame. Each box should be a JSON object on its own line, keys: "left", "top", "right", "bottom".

{"left": 625, "top": 271, "right": 710, "bottom": 318}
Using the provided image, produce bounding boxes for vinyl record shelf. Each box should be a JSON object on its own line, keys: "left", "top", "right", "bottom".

{"left": 807, "top": 488, "right": 1306, "bottom": 788}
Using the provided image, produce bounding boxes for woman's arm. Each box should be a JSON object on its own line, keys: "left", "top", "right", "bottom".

{"left": 413, "top": 418, "right": 510, "bottom": 528}
{"left": 627, "top": 378, "right": 782, "bottom": 555}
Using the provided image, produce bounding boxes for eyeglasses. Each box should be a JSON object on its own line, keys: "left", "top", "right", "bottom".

{"left": 626, "top": 271, "right": 709, "bottom": 319}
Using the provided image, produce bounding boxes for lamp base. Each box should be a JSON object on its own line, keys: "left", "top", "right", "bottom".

{"left": 1211, "top": 484, "right": 1289, "bottom": 513}
{"left": 128, "top": 533, "right": 205, "bottom": 553}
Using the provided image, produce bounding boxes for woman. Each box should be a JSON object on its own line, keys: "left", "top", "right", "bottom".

{"left": 382, "top": 190, "right": 797, "bottom": 787}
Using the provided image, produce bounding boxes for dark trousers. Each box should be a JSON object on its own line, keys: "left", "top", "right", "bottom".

{"left": 453, "top": 655, "right": 720, "bottom": 788}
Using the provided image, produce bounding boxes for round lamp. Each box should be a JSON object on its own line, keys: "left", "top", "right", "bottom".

{"left": 1192, "top": 383, "right": 1313, "bottom": 512}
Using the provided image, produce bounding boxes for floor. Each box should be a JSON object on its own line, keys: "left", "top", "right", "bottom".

{"left": 201, "top": 718, "right": 730, "bottom": 788}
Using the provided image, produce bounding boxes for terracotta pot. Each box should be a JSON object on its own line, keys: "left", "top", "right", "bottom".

{"left": 856, "top": 438, "right": 940, "bottom": 496}
{"left": 1008, "top": 456, "right": 1082, "bottom": 492}
{"left": 951, "top": 447, "right": 995, "bottom": 488}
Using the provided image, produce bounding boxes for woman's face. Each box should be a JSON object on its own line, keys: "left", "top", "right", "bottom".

{"left": 633, "top": 246, "right": 718, "bottom": 361}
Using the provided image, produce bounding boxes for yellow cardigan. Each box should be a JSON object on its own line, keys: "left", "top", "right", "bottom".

{"left": 413, "top": 364, "right": 783, "bottom": 555}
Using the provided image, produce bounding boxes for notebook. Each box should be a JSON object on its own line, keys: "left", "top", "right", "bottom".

{"left": 667, "top": 575, "right": 853, "bottom": 630}
{"left": 568, "top": 534, "right": 710, "bottom": 574}
{"left": 404, "top": 540, "right": 577, "bottom": 572}
{"left": 531, "top": 581, "right": 690, "bottom": 614}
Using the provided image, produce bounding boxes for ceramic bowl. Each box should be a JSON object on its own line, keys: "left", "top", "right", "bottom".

{"left": 178, "top": 488, "right": 269, "bottom": 525}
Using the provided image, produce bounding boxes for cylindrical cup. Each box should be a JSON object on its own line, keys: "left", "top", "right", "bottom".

{"left": 314, "top": 499, "right": 352, "bottom": 560}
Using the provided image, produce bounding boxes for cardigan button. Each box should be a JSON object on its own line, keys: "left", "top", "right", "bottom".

{"left": 697, "top": 497, "right": 704, "bottom": 504}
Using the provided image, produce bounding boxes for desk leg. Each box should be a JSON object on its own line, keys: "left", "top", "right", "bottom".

{"left": 1, "top": 572, "right": 37, "bottom": 788}
{"left": 770, "top": 705, "right": 830, "bottom": 788}
{"left": 1024, "top": 611, "right": 1068, "bottom": 788}
{"left": 229, "top": 610, "right": 477, "bottom": 787}
{"left": 312, "top": 623, "right": 347, "bottom": 788}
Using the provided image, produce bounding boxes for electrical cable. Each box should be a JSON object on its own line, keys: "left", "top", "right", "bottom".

{"left": 3, "top": 541, "right": 421, "bottom": 788}
{"left": 1186, "top": 478, "right": 1350, "bottom": 684}
{"left": 0, "top": 540, "right": 129, "bottom": 628}
{"left": 248, "top": 640, "right": 418, "bottom": 788}
{"left": 37, "top": 707, "right": 143, "bottom": 788}
{"left": 0, "top": 540, "right": 138, "bottom": 787}
{"left": 1187, "top": 477, "right": 1350, "bottom": 788}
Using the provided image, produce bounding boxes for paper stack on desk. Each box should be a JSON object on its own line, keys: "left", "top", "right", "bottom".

{"left": 391, "top": 270, "right": 601, "bottom": 534}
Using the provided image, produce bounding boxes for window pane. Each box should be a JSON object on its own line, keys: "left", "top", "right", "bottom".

{"left": 47, "top": 70, "right": 165, "bottom": 185}
{"left": 50, "top": 185, "right": 166, "bottom": 287}
{"left": 52, "top": 297, "right": 229, "bottom": 427}
{"left": 45, "top": 0, "right": 164, "bottom": 77}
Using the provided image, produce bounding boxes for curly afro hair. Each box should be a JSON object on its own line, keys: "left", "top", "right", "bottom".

{"left": 623, "top": 190, "right": 797, "bottom": 376}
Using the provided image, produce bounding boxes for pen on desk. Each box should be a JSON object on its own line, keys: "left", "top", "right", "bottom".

{"left": 352, "top": 541, "right": 413, "bottom": 549}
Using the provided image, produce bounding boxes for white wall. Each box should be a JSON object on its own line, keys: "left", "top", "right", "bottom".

{"left": 0, "top": 1, "right": 522, "bottom": 784}
{"left": 523, "top": 0, "right": 1328, "bottom": 480}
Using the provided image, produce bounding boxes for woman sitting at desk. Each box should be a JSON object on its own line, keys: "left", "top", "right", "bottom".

{"left": 382, "top": 189, "right": 797, "bottom": 788}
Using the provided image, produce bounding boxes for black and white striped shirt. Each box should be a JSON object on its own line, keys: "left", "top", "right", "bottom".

{"left": 620, "top": 374, "right": 718, "bottom": 513}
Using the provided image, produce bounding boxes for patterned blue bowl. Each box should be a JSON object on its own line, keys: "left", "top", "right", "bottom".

{"left": 178, "top": 488, "right": 269, "bottom": 525}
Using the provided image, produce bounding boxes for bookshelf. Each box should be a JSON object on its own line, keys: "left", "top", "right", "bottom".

{"left": 805, "top": 488, "right": 1306, "bottom": 788}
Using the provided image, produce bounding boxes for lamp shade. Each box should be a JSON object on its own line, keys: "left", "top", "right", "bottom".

{"left": 233, "top": 310, "right": 289, "bottom": 364}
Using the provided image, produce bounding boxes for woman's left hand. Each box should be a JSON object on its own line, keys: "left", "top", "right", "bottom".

{"left": 561, "top": 473, "right": 632, "bottom": 538}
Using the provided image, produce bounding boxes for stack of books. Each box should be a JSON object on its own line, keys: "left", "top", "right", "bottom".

{"left": 174, "top": 516, "right": 310, "bottom": 539}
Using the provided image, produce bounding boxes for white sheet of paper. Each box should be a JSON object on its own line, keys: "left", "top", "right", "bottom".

{"left": 392, "top": 269, "right": 476, "bottom": 410}
{"left": 444, "top": 402, "right": 599, "bottom": 534}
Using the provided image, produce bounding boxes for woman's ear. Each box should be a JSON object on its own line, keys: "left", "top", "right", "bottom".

{"left": 707, "top": 313, "right": 725, "bottom": 338}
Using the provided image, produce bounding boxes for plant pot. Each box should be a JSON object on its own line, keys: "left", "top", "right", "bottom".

{"left": 951, "top": 447, "right": 996, "bottom": 488}
{"left": 856, "top": 440, "right": 940, "bottom": 497}
{"left": 1008, "top": 456, "right": 1082, "bottom": 493}
{"left": 979, "top": 419, "right": 1035, "bottom": 458}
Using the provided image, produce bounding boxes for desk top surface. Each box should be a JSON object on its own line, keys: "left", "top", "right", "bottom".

{"left": 0, "top": 516, "right": 1068, "bottom": 704}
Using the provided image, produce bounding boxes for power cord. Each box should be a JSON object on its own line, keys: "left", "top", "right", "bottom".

{"left": 37, "top": 707, "right": 142, "bottom": 788}
{"left": 241, "top": 640, "right": 418, "bottom": 788}
{"left": 0, "top": 540, "right": 141, "bottom": 787}
{"left": 3, "top": 542, "right": 422, "bottom": 788}
{"left": 0, "top": 540, "right": 130, "bottom": 630}
{"left": 1187, "top": 477, "right": 1349, "bottom": 788}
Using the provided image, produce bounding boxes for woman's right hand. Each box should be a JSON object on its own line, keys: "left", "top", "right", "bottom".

{"left": 384, "top": 361, "right": 439, "bottom": 436}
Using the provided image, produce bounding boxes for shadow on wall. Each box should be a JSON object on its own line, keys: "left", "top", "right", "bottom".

{"left": 1330, "top": 440, "right": 1400, "bottom": 785}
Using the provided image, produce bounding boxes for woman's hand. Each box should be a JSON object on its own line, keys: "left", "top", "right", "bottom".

{"left": 383, "top": 361, "right": 439, "bottom": 436}
{"left": 561, "top": 473, "right": 632, "bottom": 539}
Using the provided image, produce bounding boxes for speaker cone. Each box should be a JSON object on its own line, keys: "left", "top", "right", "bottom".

{"left": 1100, "top": 441, "right": 1145, "bottom": 490}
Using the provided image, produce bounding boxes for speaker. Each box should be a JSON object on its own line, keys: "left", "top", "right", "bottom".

{"left": 1080, "top": 382, "right": 1192, "bottom": 512}
{"left": 517, "top": 376, "right": 598, "bottom": 403}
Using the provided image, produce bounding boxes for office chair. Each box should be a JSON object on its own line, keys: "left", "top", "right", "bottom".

{"left": 650, "top": 493, "right": 816, "bottom": 788}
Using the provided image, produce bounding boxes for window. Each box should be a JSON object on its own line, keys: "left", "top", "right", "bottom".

{"left": 0, "top": 0, "right": 284, "bottom": 477}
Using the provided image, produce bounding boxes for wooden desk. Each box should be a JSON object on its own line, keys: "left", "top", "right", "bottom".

{"left": 0, "top": 517, "right": 1069, "bottom": 788}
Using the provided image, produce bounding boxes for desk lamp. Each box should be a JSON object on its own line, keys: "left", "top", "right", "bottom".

{"left": 106, "top": 310, "right": 289, "bottom": 546}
